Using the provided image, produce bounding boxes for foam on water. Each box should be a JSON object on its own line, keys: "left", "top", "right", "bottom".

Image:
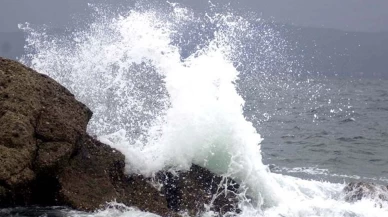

{"left": 20, "top": 2, "right": 388, "bottom": 216}
{"left": 63, "top": 202, "right": 162, "bottom": 217}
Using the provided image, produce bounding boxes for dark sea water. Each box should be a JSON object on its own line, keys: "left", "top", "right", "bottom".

{"left": 244, "top": 77, "right": 388, "bottom": 184}
{"left": 0, "top": 207, "right": 70, "bottom": 217}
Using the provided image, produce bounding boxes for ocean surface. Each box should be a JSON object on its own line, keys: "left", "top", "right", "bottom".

{"left": 2, "top": 2, "right": 388, "bottom": 217}
{"left": 247, "top": 78, "right": 388, "bottom": 184}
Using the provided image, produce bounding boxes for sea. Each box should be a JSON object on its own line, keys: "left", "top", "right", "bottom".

{"left": 1, "top": 2, "right": 388, "bottom": 217}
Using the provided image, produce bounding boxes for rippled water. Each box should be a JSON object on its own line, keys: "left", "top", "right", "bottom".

{"left": 245, "top": 78, "right": 388, "bottom": 184}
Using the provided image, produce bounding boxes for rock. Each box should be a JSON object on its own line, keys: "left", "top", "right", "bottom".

{"left": 343, "top": 182, "right": 388, "bottom": 203}
{"left": 57, "top": 136, "right": 174, "bottom": 216}
{"left": 116, "top": 175, "right": 176, "bottom": 216}
{"left": 0, "top": 57, "right": 91, "bottom": 205}
{"left": 35, "top": 142, "right": 74, "bottom": 173}
{"left": 0, "top": 186, "right": 9, "bottom": 205}
{"left": 157, "top": 165, "right": 240, "bottom": 215}
{"left": 0, "top": 57, "right": 238, "bottom": 216}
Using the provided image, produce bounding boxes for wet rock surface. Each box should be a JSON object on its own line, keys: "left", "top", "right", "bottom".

{"left": 0, "top": 57, "right": 91, "bottom": 207}
{"left": 0, "top": 57, "right": 239, "bottom": 216}
{"left": 343, "top": 182, "right": 388, "bottom": 203}
{"left": 157, "top": 165, "right": 240, "bottom": 215}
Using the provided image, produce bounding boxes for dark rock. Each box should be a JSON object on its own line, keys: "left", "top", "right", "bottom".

{"left": 56, "top": 136, "right": 174, "bottom": 216}
{"left": 0, "top": 57, "right": 238, "bottom": 216}
{"left": 157, "top": 164, "right": 240, "bottom": 216}
{"left": 343, "top": 182, "right": 388, "bottom": 203}
{"left": 116, "top": 175, "right": 175, "bottom": 216}
{"left": 0, "top": 57, "right": 91, "bottom": 205}
{"left": 35, "top": 142, "right": 74, "bottom": 173}
{"left": 0, "top": 185, "right": 10, "bottom": 205}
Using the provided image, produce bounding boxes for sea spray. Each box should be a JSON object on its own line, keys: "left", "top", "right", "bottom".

{"left": 20, "top": 2, "right": 388, "bottom": 217}
{"left": 20, "top": 2, "right": 284, "bottom": 207}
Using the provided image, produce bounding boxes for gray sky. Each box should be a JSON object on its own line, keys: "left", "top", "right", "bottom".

{"left": 1, "top": 0, "right": 388, "bottom": 32}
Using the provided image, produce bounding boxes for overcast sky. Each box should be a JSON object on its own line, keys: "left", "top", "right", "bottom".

{"left": 1, "top": 0, "right": 388, "bottom": 32}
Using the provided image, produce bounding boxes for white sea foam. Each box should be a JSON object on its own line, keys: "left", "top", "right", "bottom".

{"left": 273, "top": 166, "right": 388, "bottom": 184}
{"left": 67, "top": 202, "right": 162, "bottom": 217}
{"left": 20, "top": 2, "right": 388, "bottom": 216}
